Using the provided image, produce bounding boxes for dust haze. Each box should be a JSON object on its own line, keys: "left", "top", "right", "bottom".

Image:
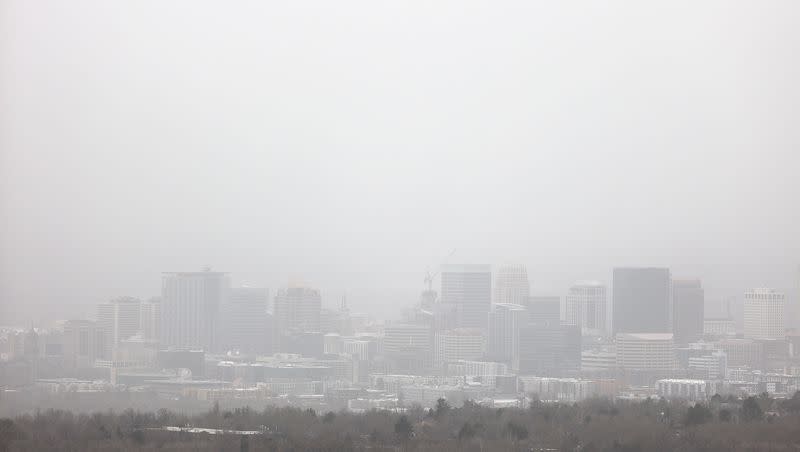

{"left": 1, "top": 0, "right": 798, "bottom": 324}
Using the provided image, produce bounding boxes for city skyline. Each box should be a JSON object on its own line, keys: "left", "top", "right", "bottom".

{"left": 2, "top": 262, "right": 798, "bottom": 329}
{"left": 2, "top": 2, "right": 799, "bottom": 326}
{"left": 1, "top": 1, "right": 799, "bottom": 448}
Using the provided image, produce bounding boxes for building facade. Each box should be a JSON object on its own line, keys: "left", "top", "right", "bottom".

{"left": 493, "top": 265, "right": 530, "bottom": 306}
{"left": 565, "top": 281, "right": 607, "bottom": 334}
{"left": 612, "top": 268, "right": 672, "bottom": 334}
{"left": 487, "top": 303, "right": 526, "bottom": 371}
{"left": 441, "top": 264, "right": 492, "bottom": 330}
{"left": 223, "top": 287, "right": 270, "bottom": 353}
{"left": 274, "top": 285, "right": 322, "bottom": 335}
{"left": 96, "top": 297, "right": 142, "bottom": 359}
{"left": 615, "top": 333, "right": 675, "bottom": 372}
{"left": 434, "top": 329, "right": 485, "bottom": 369}
{"left": 161, "top": 270, "right": 229, "bottom": 351}
{"left": 743, "top": 288, "right": 785, "bottom": 339}
{"left": 672, "top": 279, "right": 704, "bottom": 344}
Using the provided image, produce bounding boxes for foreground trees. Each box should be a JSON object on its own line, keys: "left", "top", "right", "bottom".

{"left": 1, "top": 393, "right": 800, "bottom": 451}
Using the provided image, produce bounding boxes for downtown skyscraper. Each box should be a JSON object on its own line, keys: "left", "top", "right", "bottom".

{"left": 273, "top": 284, "right": 322, "bottom": 335}
{"left": 672, "top": 279, "right": 704, "bottom": 344}
{"left": 565, "top": 281, "right": 607, "bottom": 335}
{"left": 493, "top": 264, "right": 530, "bottom": 306}
{"left": 161, "top": 270, "right": 229, "bottom": 351}
{"left": 441, "top": 264, "right": 492, "bottom": 330}
{"left": 743, "top": 288, "right": 785, "bottom": 339}
{"left": 612, "top": 267, "right": 672, "bottom": 335}
{"left": 222, "top": 287, "right": 271, "bottom": 354}
{"left": 487, "top": 303, "right": 526, "bottom": 371}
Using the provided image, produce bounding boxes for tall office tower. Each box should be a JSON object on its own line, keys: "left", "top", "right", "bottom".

{"left": 96, "top": 297, "right": 142, "bottom": 359}
{"left": 223, "top": 287, "right": 270, "bottom": 353}
{"left": 743, "top": 288, "right": 785, "bottom": 339}
{"left": 441, "top": 264, "right": 492, "bottom": 330}
{"left": 612, "top": 267, "right": 672, "bottom": 334}
{"left": 273, "top": 285, "right": 322, "bottom": 335}
{"left": 518, "top": 324, "right": 581, "bottom": 376}
{"left": 527, "top": 296, "right": 561, "bottom": 326}
{"left": 672, "top": 279, "right": 704, "bottom": 344}
{"left": 161, "top": 270, "right": 229, "bottom": 351}
{"left": 487, "top": 303, "right": 526, "bottom": 371}
{"left": 139, "top": 298, "right": 161, "bottom": 343}
{"left": 565, "top": 282, "right": 607, "bottom": 334}
{"left": 434, "top": 328, "right": 486, "bottom": 369}
{"left": 383, "top": 323, "right": 432, "bottom": 374}
{"left": 493, "top": 265, "right": 530, "bottom": 306}
{"left": 63, "top": 320, "right": 105, "bottom": 369}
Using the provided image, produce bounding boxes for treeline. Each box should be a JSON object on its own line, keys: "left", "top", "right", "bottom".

{"left": 2, "top": 392, "right": 800, "bottom": 451}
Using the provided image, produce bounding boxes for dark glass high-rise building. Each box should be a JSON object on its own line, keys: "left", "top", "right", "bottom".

{"left": 223, "top": 287, "right": 271, "bottom": 353}
{"left": 612, "top": 267, "right": 672, "bottom": 335}
{"left": 518, "top": 323, "right": 580, "bottom": 375}
{"left": 527, "top": 296, "right": 561, "bottom": 326}
{"left": 672, "top": 279, "right": 704, "bottom": 344}
{"left": 441, "top": 264, "right": 492, "bottom": 330}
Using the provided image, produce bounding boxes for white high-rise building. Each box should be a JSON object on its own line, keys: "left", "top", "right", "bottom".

{"left": 96, "top": 297, "right": 142, "bottom": 359}
{"left": 487, "top": 303, "right": 526, "bottom": 371}
{"left": 161, "top": 270, "right": 229, "bottom": 351}
{"left": 565, "top": 281, "right": 607, "bottom": 334}
{"left": 434, "top": 328, "right": 485, "bottom": 368}
{"left": 743, "top": 288, "right": 785, "bottom": 339}
{"left": 615, "top": 333, "right": 675, "bottom": 372}
{"left": 493, "top": 265, "right": 530, "bottom": 306}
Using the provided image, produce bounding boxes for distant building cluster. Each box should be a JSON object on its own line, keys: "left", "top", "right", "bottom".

{"left": 1, "top": 264, "right": 799, "bottom": 412}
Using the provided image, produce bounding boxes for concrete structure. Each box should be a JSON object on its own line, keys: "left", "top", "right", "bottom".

{"left": 656, "top": 379, "right": 716, "bottom": 401}
{"left": 565, "top": 281, "right": 607, "bottom": 334}
{"left": 612, "top": 268, "right": 672, "bottom": 334}
{"left": 63, "top": 320, "right": 106, "bottom": 369}
{"left": 704, "top": 318, "right": 736, "bottom": 337}
{"left": 274, "top": 285, "right": 322, "bottom": 336}
{"left": 342, "top": 337, "right": 374, "bottom": 361}
{"left": 744, "top": 288, "right": 785, "bottom": 339}
{"left": 161, "top": 270, "right": 229, "bottom": 351}
{"left": 581, "top": 349, "right": 617, "bottom": 373}
{"left": 717, "top": 338, "right": 763, "bottom": 368}
{"left": 688, "top": 350, "right": 727, "bottom": 380}
{"left": 441, "top": 264, "right": 492, "bottom": 330}
{"left": 519, "top": 376, "right": 616, "bottom": 402}
{"left": 615, "top": 333, "right": 675, "bottom": 372}
{"left": 434, "top": 328, "right": 485, "bottom": 368}
{"left": 446, "top": 360, "right": 509, "bottom": 380}
{"left": 97, "top": 297, "right": 142, "bottom": 359}
{"left": 672, "top": 279, "right": 704, "bottom": 344}
{"left": 487, "top": 303, "right": 526, "bottom": 371}
{"left": 493, "top": 265, "right": 530, "bottom": 306}
{"left": 382, "top": 323, "right": 432, "bottom": 374}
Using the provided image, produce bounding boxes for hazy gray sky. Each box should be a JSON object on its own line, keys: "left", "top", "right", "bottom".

{"left": 1, "top": 1, "right": 798, "bottom": 325}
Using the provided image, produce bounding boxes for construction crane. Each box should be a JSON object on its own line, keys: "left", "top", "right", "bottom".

{"left": 423, "top": 249, "right": 456, "bottom": 293}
